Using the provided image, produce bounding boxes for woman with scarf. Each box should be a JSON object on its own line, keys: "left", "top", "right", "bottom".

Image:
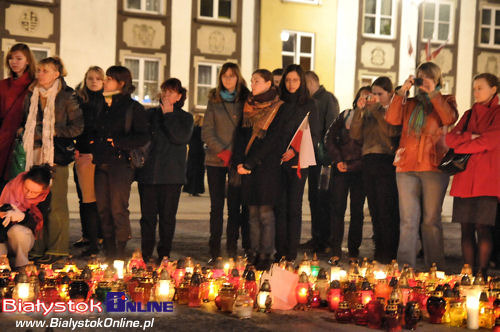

{"left": 233, "top": 69, "right": 283, "bottom": 270}
{"left": 91, "top": 66, "right": 149, "bottom": 260}
{"left": 23, "top": 57, "right": 83, "bottom": 264}
{"left": 350, "top": 76, "right": 401, "bottom": 264}
{"left": 201, "top": 62, "right": 250, "bottom": 263}
{"left": 387, "top": 62, "right": 458, "bottom": 269}
{"left": 446, "top": 73, "right": 500, "bottom": 277}
{"left": 73, "top": 66, "right": 105, "bottom": 257}
{"left": 275, "top": 64, "right": 320, "bottom": 262}
{"left": 0, "top": 164, "right": 51, "bottom": 269}
{"left": 0, "top": 44, "right": 36, "bottom": 186}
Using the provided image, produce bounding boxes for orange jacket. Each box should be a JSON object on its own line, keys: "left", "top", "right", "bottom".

{"left": 386, "top": 91, "right": 458, "bottom": 172}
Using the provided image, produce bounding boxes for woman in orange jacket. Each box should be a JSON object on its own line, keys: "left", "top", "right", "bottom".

{"left": 386, "top": 62, "right": 458, "bottom": 270}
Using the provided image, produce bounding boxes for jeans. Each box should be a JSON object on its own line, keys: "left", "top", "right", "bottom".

{"left": 362, "top": 154, "right": 399, "bottom": 264}
{"left": 138, "top": 183, "right": 182, "bottom": 261}
{"left": 248, "top": 205, "right": 275, "bottom": 255}
{"left": 330, "top": 170, "right": 366, "bottom": 258}
{"left": 206, "top": 166, "right": 249, "bottom": 257}
{"left": 95, "top": 163, "right": 134, "bottom": 246}
{"left": 275, "top": 167, "right": 308, "bottom": 261}
{"left": 396, "top": 171, "right": 449, "bottom": 269}
{"left": 32, "top": 165, "right": 70, "bottom": 256}
{"left": 308, "top": 165, "right": 331, "bottom": 248}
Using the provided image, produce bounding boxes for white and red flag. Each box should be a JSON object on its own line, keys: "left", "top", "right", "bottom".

{"left": 286, "top": 113, "right": 316, "bottom": 178}
{"left": 425, "top": 39, "right": 432, "bottom": 61}
{"left": 431, "top": 39, "right": 448, "bottom": 59}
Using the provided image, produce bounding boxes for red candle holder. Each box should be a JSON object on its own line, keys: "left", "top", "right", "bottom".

{"left": 327, "top": 280, "right": 342, "bottom": 312}
{"left": 366, "top": 297, "right": 385, "bottom": 329}
{"left": 335, "top": 301, "right": 352, "bottom": 323}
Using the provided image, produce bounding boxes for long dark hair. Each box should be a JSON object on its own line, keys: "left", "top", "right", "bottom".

{"left": 210, "top": 62, "right": 248, "bottom": 103}
{"left": 106, "top": 66, "right": 135, "bottom": 95}
{"left": 353, "top": 86, "right": 371, "bottom": 109}
{"left": 279, "top": 64, "right": 310, "bottom": 105}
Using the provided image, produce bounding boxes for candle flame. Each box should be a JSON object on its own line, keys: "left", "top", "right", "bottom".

{"left": 18, "top": 283, "right": 30, "bottom": 299}
{"left": 374, "top": 271, "right": 387, "bottom": 280}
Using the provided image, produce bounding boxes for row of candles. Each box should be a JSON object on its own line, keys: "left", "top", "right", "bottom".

{"left": 0, "top": 252, "right": 499, "bottom": 330}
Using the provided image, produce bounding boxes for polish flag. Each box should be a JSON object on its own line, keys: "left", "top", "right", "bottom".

{"left": 408, "top": 36, "right": 413, "bottom": 56}
{"left": 287, "top": 113, "right": 316, "bottom": 178}
{"left": 425, "top": 39, "right": 432, "bottom": 61}
{"left": 431, "top": 40, "right": 448, "bottom": 59}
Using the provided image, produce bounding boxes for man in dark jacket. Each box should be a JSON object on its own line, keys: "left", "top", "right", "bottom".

{"left": 302, "top": 71, "right": 339, "bottom": 253}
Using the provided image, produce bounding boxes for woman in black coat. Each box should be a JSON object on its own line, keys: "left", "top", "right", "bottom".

{"left": 136, "top": 78, "right": 193, "bottom": 263}
{"left": 233, "top": 69, "right": 284, "bottom": 270}
{"left": 275, "top": 64, "right": 320, "bottom": 262}
{"left": 91, "top": 66, "right": 150, "bottom": 260}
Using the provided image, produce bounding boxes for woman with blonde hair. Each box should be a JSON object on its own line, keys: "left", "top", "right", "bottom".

{"left": 23, "top": 56, "right": 83, "bottom": 264}
{"left": 202, "top": 62, "right": 250, "bottom": 263}
{"left": 0, "top": 43, "right": 36, "bottom": 186}
{"left": 73, "top": 66, "right": 105, "bottom": 256}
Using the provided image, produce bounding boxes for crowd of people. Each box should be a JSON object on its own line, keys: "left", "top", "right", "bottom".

{"left": 0, "top": 43, "right": 498, "bottom": 277}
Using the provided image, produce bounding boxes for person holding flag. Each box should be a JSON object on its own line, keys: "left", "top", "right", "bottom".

{"left": 274, "top": 64, "right": 320, "bottom": 262}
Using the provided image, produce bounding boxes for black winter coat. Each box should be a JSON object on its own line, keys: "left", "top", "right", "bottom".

{"left": 75, "top": 88, "right": 105, "bottom": 153}
{"left": 91, "top": 94, "right": 150, "bottom": 165}
{"left": 312, "top": 86, "right": 339, "bottom": 164}
{"left": 324, "top": 110, "right": 363, "bottom": 172}
{"left": 277, "top": 93, "right": 320, "bottom": 168}
{"left": 136, "top": 106, "right": 194, "bottom": 185}
{"left": 232, "top": 107, "right": 284, "bottom": 205}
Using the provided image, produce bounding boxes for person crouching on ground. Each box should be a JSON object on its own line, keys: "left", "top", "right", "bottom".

{"left": 0, "top": 164, "right": 51, "bottom": 269}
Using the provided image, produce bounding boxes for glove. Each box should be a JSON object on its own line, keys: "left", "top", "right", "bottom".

{"left": 217, "top": 150, "right": 232, "bottom": 167}
{"left": 2, "top": 205, "right": 25, "bottom": 227}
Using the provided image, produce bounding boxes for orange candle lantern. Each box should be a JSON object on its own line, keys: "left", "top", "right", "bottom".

{"left": 294, "top": 272, "right": 310, "bottom": 309}
{"left": 360, "top": 279, "right": 373, "bottom": 305}
{"left": 327, "top": 280, "right": 342, "bottom": 312}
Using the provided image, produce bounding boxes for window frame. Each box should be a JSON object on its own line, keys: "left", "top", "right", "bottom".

{"left": 195, "top": 62, "right": 222, "bottom": 109}
{"left": 362, "top": 0, "right": 397, "bottom": 39}
{"left": 281, "top": 30, "right": 315, "bottom": 71}
{"left": 124, "top": 0, "right": 163, "bottom": 15}
{"left": 123, "top": 56, "right": 161, "bottom": 105}
{"left": 30, "top": 46, "right": 50, "bottom": 62}
{"left": 197, "top": 0, "right": 235, "bottom": 22}
{"left": 420, "top": 0, "right": 455, "bottom": 44}
{"left": 479, "top": 5, "right": 500, "bottom": 49}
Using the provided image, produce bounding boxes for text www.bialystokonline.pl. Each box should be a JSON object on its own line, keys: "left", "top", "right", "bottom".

{"left": 15, "top": 317, "right": 155, "bottom": 330}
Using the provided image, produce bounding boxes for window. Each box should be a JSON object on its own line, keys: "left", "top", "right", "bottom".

{"left": 125, "top": 0, "right": 162, "bottom": 14}
{"left": 421, "top": 0, "right": 453, "bottom": 42}
{"left": 363, "top": 0, "right": 396, "bottom": 38}
{"left": 196, "top": 63, "right": 221, "bottom": 108}
{"left": 199, "top": 0, "right": 233, "bottom": 21}
{"left": 30, "top": 48, "right": 49, "bottom": 62}
{"left": 281, "top": 31, "right": 315, "bottom": 71}
{"left": 124, "top": 57, "right": 160, "bottom": 104}
{"left": 479, "top": 6, "right": 500, "bottom": 48}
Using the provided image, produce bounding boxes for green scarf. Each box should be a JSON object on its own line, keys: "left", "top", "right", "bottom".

{"left": 408, "top": 89, "right": 437, "bottom": 136}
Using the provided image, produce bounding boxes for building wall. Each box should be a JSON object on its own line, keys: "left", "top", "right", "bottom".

{"left": 60, "top": 0, "right": 117, "bottom": 88}
{"left": 259, "top": 0, "right": 338, "bottom": 92}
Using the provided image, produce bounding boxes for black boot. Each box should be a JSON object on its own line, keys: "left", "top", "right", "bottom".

{"left": 80, "top": 202, "right": 100, "bottom": 256}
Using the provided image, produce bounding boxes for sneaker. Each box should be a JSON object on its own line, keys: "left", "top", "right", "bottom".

{"left": 73, "top": 238, "right": 90, "bottom": 248}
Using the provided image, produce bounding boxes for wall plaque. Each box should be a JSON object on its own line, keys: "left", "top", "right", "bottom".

{"left": 5, "top": 5, "right": 53, "bottom": 38}
{"left": 197, "top": 26, "right": 236, "bottom": 56}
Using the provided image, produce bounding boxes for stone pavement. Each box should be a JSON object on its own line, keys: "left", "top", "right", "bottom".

{"left": 0, "top": 177, "right": 497, "bottom": 332}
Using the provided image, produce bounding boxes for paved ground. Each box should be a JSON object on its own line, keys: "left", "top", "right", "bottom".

{"left": 0, "top": 175, "right": 497, "bottom": 331}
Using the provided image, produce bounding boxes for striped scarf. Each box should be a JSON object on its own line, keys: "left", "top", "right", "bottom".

{"left": 408, "top": 92, "right": 432, "bottom": 136}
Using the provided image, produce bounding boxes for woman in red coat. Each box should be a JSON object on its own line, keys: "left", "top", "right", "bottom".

{"left": 446, "top": 73, "right": 500, "bottom": 277}
{"left": 0, "top": 44, "right": 36, "bottom": 185}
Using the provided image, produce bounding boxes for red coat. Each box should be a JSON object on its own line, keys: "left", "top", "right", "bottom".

{"left": 0, "top": 72, "right": 32, "bottom": 179}
{"left": 446, "top": 95, "right": 500, "bottom": 199}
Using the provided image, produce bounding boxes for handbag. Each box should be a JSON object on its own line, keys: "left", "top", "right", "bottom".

{"left": 438, "top": 111, "right": 472, "bottom": 175}
{"left": 53, "top": 137, "right": 76, "bottom": 166}
{"left": 124, "top": 106, "right": 151, "bottom": 169}
{"left": 228, "top": 167, "right": 241, "bottom": 187}
{"left": 7, "top": 137, "right": 26, "bottom": 180}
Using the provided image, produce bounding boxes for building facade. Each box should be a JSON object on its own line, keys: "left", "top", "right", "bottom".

{"left": 0, "top": 0, "right": 258, "bottom": 113}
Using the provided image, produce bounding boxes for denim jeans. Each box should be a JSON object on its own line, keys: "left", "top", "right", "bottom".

{"left": 396, "top": 171, "right": 449, "bottom": 269}
{"left": 248, "top": 205, "right": 275, "bottom": 255}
